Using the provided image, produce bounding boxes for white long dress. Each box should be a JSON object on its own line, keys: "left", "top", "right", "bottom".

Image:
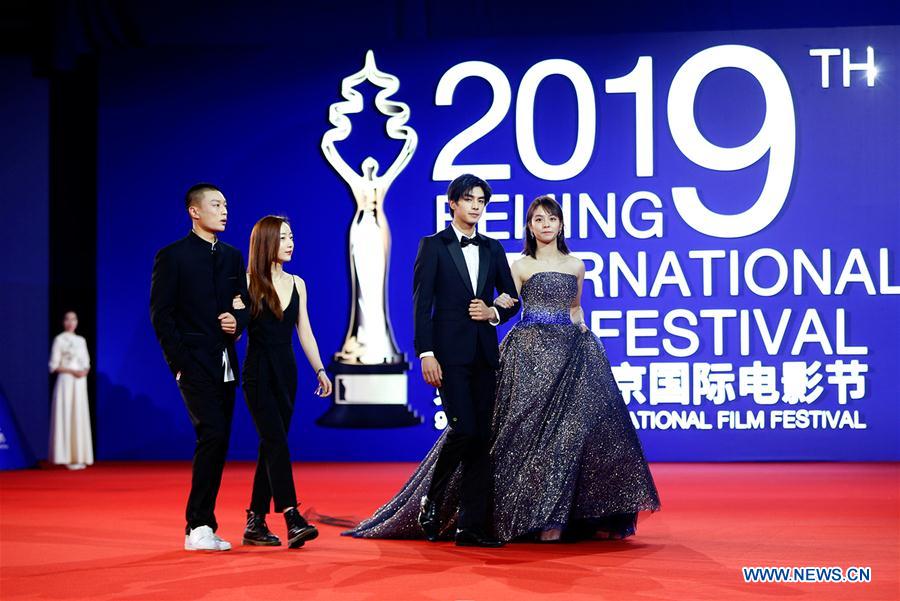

{"left": 48, "top": 332, "right": 94, "bottom": 466}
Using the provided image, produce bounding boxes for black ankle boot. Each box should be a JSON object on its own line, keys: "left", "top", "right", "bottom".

{"left": 242, "top": 510, "right": 282, "bottom": 546}
{"left": 284, "top": 507, "right": 318, "bottom": 549}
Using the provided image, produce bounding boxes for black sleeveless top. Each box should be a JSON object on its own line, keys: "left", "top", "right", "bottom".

{"left": 242, "top": 280, "right": 299, "bottom": 400}
{"left": 246, "top": 281, "right": 299, "bottom": 346}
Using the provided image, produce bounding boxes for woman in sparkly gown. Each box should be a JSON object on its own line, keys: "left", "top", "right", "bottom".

{"left": 346, "top": 196, "right": 660, "bottom": 542}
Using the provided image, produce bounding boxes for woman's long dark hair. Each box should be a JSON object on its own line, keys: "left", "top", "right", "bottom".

{"left": 522, "top": 195, "right": 570, "bottom": 258}
{"left": 248, "top": 215, "right": 288, "bottom": 320}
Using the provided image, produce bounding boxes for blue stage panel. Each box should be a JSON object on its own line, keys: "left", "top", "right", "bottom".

{"left": 97, "top": 27, "right": 899, "bottom": 460}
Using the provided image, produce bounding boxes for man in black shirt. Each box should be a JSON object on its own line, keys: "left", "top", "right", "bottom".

{"left": 150, "top": 183, "right": 249, "bottom": 551}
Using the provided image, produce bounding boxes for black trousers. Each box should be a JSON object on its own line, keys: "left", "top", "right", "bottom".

{"left": 428, "top": 344, "right": 496, "bottom": 531}
{"left": 243, "top": 352, "right": 298, "bottom": 515}
{"left": 177, "top": 365, "right": 235, "bottom": 534}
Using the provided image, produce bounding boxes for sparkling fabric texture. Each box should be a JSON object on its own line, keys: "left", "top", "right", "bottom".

{"left": 346, "top": 271, "right": 661, "bottom": 541}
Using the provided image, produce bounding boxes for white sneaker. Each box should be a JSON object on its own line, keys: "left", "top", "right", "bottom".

{"left": 184, "top": 526, "right": 231, "bottom": 551}
{"left": 210, "top": 532, "right": 232, "bottom": 551}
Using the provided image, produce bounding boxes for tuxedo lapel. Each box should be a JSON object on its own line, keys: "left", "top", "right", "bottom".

{"left": 441, "top": 227, "right": 475, "bottom": 296}
{"left": 475, "top": 236, "right": 489, "bottom": 297}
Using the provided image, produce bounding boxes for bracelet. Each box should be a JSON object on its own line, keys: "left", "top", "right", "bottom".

{"left": 315, "top": 368, "right": 326, "bottom": 376}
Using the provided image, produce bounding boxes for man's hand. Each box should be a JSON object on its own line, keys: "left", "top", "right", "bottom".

{"left": 218, "top": 312, "right": 237, "bottom": 335}
{"left": 468, "top": 299, "right": 495, "bottom": 321}
{"left": 421, "top": 356, "right": 443, "bottom": 387}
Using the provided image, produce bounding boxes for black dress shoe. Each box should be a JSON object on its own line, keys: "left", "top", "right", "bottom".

{"left": 455, "top": 528, "right": 505, "bottom": 548}
{"left": 417, "top": 496, "right": 440, "bottom": 542}
{"left": 284, "top": 508, "right": 318, "bottom": 549}
{"left": 242, "top": 510, "right": 282, "bottom": 546}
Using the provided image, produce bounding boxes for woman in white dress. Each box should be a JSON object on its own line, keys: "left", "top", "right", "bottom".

{"left": 48, "top": 311, "right": 94, "bottom": 469}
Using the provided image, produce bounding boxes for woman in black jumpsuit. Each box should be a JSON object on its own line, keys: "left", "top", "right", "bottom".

{"left": 241, "top": 215, "right": 333, "bottom": 549}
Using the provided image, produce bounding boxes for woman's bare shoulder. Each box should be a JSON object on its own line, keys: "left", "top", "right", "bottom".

{"left": 511, "top": 255, "right": 533, "bottom": 274}
{"left": 567, "top": 254, "right": 585, "bottom": 274}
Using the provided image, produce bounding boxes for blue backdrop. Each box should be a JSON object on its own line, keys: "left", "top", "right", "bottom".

{"left": 96, "top": 26, "right": 899, "bottom": 461}
{"left": 0, "top": 56, "right": 49, "bottom": 463}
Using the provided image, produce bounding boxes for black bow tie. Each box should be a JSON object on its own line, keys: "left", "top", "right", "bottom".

{"left": 460, "top": 235, "right": 480, "bottom": 248}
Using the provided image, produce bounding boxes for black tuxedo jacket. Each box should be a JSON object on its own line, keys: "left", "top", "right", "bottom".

{"left": 413, "top": 226, "right": 520, "bottom": 367}
{"left": 150, "top": 231, "right": 249, "bottom": 382}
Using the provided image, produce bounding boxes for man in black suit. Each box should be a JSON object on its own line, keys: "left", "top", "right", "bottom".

{"left": 150, "top": 183, "right": 249, "bottom": 551}
{"left": 414, "top": 174, "right": 520, "bottom": 547}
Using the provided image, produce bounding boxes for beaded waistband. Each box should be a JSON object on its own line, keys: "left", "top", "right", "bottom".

{"left": 519, "top": 308, "right": 571, "bottom": 326}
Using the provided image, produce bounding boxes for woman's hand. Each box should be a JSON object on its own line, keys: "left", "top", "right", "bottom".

{"left": 315, "top": 370, "right": 333, "bottom": 397}
{"left": 575, "top": 321, "right": 588, "bottom": 333}
{"left": 493, "top": 293, "right": 519, "bottom": 309}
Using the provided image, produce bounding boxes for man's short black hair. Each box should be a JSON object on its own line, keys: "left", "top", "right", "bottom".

{"left": 447, "top": 174, "right": 491, "bottom": 204}
{"left": 446, "top": 174, "right": 491, "bottom": 217}
{"left": 185, "top": 183, "right": 221, "bottom": 209}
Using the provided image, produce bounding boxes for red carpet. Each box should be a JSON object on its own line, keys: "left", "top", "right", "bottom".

{"left": 1, "top": 462, "right": 897, "bottom": 600}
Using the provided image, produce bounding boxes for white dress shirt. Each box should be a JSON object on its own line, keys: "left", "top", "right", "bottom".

{"left": 223, "top": 350, "right": 234, "bottom": 382}
{"left": 454, "top": 223, "right": 481, "bottom": 294}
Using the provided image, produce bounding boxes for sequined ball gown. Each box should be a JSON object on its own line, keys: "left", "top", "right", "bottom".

{"left": 346, "top": 271, "right": 661, "bottom": 541}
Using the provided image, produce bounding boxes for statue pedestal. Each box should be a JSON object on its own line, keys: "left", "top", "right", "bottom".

{"left": 316, "top": 361, "right": 422, "bottom": 428}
